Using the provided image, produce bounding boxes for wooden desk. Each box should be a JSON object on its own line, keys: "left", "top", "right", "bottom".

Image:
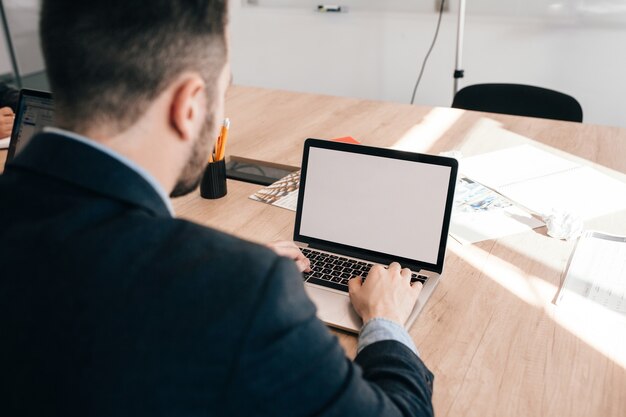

{"left": 175, "top": 86, "right": 626, "bottom": 417}
{"left": 2, "top": 86, "right": 625, "bottom": 416}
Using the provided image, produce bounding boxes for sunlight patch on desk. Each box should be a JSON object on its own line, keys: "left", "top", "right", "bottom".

{"left": 389, "top": 108, "right": 463, "bottom": 153}
{"left": 552, "top": 298, "right": 626, "bottom": 369}
{"left": 449, "top": 243, "right": 547, "bottom": 309}
{"left": 452, "top": 117, "right": 533, "bottom": 159}
{"left": 451, "top": 243, "right": 626, "bottom": 369}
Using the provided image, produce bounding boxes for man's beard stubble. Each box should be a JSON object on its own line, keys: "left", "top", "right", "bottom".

{"left": 169, "top": 116, "right": 214, "bottom": 198}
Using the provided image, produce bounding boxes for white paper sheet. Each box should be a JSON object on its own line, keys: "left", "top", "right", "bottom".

{"left": 557, "top": 231, "right": 626, "bottom": 323}
{"left": 462, "top": 145, "right": 626, "bottom": 220}
{"left": 450, "top": 177, "right": 544, "bottom": 244}
{"left": 461, "top": 144, "right": 580, "bottom": 189}
{"left": 501, "top": 166, "right": 626, "bottom": 219}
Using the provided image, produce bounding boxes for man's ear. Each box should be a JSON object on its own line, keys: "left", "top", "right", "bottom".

{"left": 169, "top": 74, "right": 206, "bottom": 141}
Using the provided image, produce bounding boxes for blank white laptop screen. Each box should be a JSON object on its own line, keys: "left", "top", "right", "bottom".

{"left": 299, "top": 147, "right": 452, "bottom": 264}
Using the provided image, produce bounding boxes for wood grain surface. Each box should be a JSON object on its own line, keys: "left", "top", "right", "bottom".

{"left": 2, "top": 85, "right": 624, "bottom": 417}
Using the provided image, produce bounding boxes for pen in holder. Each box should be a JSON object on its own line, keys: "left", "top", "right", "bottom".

{"left": 200, "top": 158, "right": 227, "bottom": 199}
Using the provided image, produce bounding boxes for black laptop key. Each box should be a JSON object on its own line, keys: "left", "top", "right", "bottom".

{"left": 307, "top": 277, "right": 348, "bottom": 293}
{"left": 331, "top": 276, "right": 342, "bottom": 283}
{"left": 410, "top": 274, "right": 428, "bottom": 283}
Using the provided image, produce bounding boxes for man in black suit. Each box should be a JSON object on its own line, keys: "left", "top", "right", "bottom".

{"left": 0, "top": 1, "right": 435, "bottom": 416}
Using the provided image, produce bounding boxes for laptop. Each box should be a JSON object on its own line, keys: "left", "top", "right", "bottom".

{"left": 6, "top": 89, "right": 55, "bottom": 162}
{"left": 295, "top": 139, "right": 458, "bottom": 333}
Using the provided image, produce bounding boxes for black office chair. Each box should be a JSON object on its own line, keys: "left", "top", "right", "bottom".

{"left": 451, "top": 83, "right": 583, "bottom": 123}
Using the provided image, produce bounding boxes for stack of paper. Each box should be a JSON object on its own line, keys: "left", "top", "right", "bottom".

{"left": 449, "top": 177, "right": 544, "bottom": 244}
{"left": 557, "top": 231, "right": 626, "bottom": 322}
{"left": 462, "top": 145, "right": 626, "bottom": 220}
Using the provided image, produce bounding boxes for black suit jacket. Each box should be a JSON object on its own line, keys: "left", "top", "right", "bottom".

{"left": 0, "top": 133, "right": 434, "bottom": 417}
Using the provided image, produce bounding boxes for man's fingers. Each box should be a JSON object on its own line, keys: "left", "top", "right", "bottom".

{"left": 388, "top": 262, "right": 401, "bottom": 273}
{"left": 400, "top": 268, "right": 412, "bottom": 280}
{"left": 267, "top": 241, "right": 304, "bottom": 260}
{"left": 295, "top": 258, "right": 311, "bottom": 273}
{"left": 411, "top": 281, "right": 424, "bottom": 294}
{"left": 369, "top": 264, "right": 384, "bottom": 274}
{"left": 266, "top": 241, "right": 310, "bottom": 271}
{"left": 348, "top": 276, "right": 363, "bottom": 294}
{"left": 280, "top": 247, "right": 310, "bottom": 271}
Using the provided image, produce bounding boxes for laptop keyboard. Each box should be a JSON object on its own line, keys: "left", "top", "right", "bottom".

{"left": 300, "top": 248, "right": 428, "bottom": 293}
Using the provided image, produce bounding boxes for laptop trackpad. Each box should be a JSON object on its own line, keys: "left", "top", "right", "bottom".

{"left": 304, "top": 285, "right": 362, "bottom": 333}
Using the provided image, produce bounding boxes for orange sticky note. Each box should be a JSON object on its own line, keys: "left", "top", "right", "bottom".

{"left": 331, "top": 136, "right": 361, "bottom": 144}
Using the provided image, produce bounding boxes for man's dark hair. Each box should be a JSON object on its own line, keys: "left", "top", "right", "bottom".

{"left": 40, "top": 0, "right": 228, "bottom": 133}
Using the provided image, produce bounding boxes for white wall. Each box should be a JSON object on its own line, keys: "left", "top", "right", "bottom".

{"left": 2, "top": 1, "right": 625, "bottom": 128}
{"left": 0, "top": 0, "right": 45, "bottom": 77}
{"left": 229, "top": 2, "right": 626, "bottom": 128}
{"left": 0, "top": 25, "right": 12, "bottom": 75}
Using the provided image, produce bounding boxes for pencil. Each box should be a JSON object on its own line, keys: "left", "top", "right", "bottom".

{"left": 216, "top": 118, "right": 230, "bottom": 161}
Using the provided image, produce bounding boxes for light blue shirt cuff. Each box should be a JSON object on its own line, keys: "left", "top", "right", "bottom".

{"left": 357, "top": 317, "right": 419, "bottom": 356}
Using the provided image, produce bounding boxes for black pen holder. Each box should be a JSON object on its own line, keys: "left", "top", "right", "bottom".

{"left": 200, "top": 159, "right": 227, "bottom": 199}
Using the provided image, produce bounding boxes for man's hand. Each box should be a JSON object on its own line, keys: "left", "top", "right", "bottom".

{"left": 349, "top": 262, "right": 422, "bottom": 325}
{"left": 0, "top": 107, "right": 15, "bottom": 138}
{"left": 266, "top": 240, "right": 311, "bottom": 273}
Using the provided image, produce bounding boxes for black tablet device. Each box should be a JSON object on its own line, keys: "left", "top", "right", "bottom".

{"left": 6, "top": 89, "right": 54, "bottom": 162}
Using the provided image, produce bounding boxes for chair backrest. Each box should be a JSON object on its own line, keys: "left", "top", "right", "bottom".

{"left": 451, "top": 83, "right": 583, "bottom": 123}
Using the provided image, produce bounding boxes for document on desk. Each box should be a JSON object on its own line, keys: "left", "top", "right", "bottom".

{"left": 450, "top": 177, "right": 544, "bottom": 244}
{"left": 249, "top": 170, "right": 300, "bottom": 211}
{"left": 556, "top": 231, "right": 626, "bottom": 323}
{"left": 461, "top": 145, "right": 626, "bottom": 219}
{"left": 0, "top": 136, "right": 9, "bottom": 149}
